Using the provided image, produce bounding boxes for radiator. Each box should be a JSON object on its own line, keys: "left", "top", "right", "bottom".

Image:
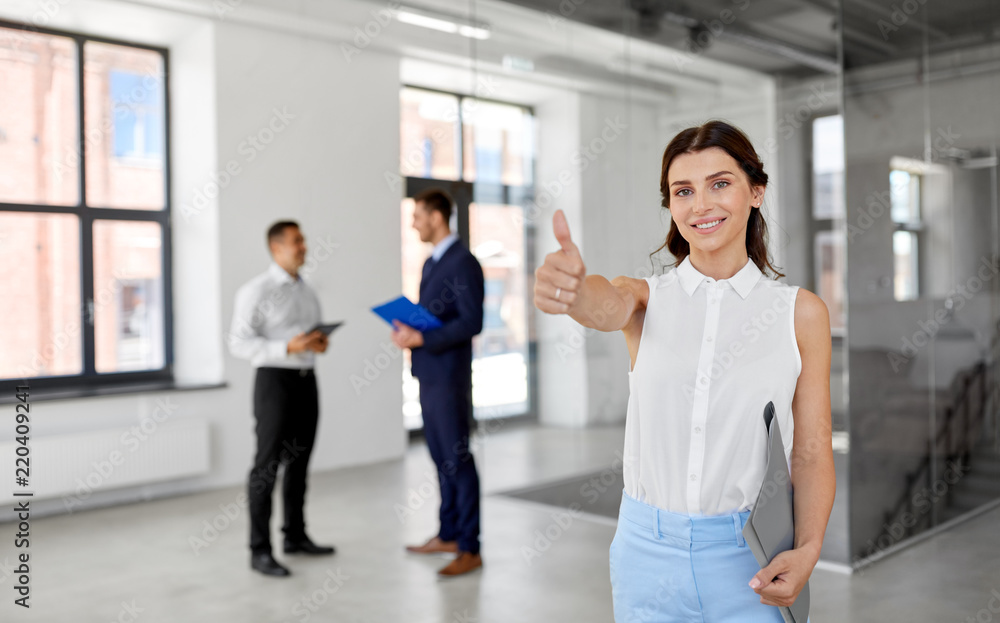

{"left": 0, "top": 418, "right": 210, "bottom": 505}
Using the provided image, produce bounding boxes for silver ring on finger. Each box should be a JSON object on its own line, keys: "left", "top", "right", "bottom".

{"left": 555, "top": 287, "right": 562, "bottom": 301}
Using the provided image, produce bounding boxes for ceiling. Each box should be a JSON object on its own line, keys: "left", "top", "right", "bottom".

{"left": 489, "top": 0, "right": 1000, "bottom": 78}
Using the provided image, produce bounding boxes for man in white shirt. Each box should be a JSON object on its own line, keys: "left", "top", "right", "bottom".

{"left": 228, "top": 221, "right": 334, "bottom": 577}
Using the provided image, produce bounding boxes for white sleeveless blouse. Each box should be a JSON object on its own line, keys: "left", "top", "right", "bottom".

{"left": 623, "top": 255, "right": 802, "bottom": 516}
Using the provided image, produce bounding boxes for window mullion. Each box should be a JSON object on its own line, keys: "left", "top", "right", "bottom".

{"left": 76, "top": 35, "right": 86, "bottom": 209}
{"left": 77, "top": 35, "right": 96, "bottom": 377}
{"left": 81, "top": 212, "right": 96, "bottom": 377}
{"left": 74, "top": 37, "right": 95, "bottom": 377}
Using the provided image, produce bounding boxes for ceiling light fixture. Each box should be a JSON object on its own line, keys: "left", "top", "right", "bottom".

{"left": 396, "top": 6, "right": 491, "bottom": 40}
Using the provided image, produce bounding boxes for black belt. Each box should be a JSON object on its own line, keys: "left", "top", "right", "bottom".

{"left": 258, "top": 366, "right": 314, "bottom": 377}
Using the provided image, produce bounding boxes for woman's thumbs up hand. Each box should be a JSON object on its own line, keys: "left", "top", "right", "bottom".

{"left": 534, "top": 209, "right": 586, "bottom": 315}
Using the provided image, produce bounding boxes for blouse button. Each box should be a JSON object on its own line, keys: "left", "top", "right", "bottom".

{"left": 694, "top": 426, "right": 702, "bottom": 433}
{"left": 690, "top": 474, "right": 698, "bottom": 481}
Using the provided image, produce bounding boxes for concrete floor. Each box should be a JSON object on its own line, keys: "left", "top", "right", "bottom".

{"left": 2, "top": 423, "right": 998, "bottom": 622}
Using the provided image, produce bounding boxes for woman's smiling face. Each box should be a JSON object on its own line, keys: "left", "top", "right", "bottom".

{"left": 666, "top": 146, "right": 764, "bottom": 256}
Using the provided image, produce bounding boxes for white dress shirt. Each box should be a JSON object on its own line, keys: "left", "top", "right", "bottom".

{"left": 431, "top": 232, "right": 459, "bottom": 262}
{"left": 228, "top": 262, "right": 322, "bottom": 369}
{"left": 623, "top": 255, "right": 802, "bottom": 516}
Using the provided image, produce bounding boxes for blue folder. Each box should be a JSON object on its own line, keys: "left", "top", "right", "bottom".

{"left": 371, "top": 295, "right": 443, "bottom": 331}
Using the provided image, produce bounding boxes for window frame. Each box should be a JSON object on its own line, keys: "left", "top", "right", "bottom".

{"left": 0, "top": 19, "right": 174, "bottom": 395}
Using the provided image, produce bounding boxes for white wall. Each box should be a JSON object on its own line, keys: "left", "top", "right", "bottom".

{"left": 532, "top": 92, "right": 590, "bottom": 427}
{"left": 577, "top": 94, "right": 665, "bottom": 425}
{"left": 213, "top": 19, "right": 405, "bottom": 478}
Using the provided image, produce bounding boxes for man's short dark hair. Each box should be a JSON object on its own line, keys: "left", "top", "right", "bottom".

{"left": 267, "top": 221, "right": 299, "bottom": 247}
{"left": 414, "top": 188, "right": 453, "bottom": 224}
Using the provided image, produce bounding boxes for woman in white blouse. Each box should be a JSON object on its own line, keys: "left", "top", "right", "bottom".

{"left": 534, "top": 120, "right": 835, "bottom": 622}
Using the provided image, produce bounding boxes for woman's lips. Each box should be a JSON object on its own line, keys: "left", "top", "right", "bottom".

{"left": 692, "top": 217, "right": 725, "bottom": 233}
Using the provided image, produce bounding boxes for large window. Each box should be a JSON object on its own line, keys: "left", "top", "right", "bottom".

{"left": 889, "top": 167, "right": 922, "bottom": 301}
{"left": 399, "top": 86, "right": 534, "bottom": 430}
{"left": 0, "top": 22, "right": 171, "bottom": 392}
{"left": 811, "top": 114, "right": 845, "bottom": 334}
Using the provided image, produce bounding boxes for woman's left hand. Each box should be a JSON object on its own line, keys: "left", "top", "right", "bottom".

{"left": 748, "top": 546, "right": 818, "bottom": 607}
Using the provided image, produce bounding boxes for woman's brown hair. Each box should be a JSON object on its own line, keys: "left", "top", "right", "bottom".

{"left": 652, "top": 120, "right": 784, "bottom": 279}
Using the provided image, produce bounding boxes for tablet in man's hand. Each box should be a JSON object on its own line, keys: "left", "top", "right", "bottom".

{"left": 306, "top": 322, "right": 344, "bottom": 336}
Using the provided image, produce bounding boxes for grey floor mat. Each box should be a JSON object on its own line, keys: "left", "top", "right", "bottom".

{"left": 495, "top": 470, "right": 624, "bottom": 519}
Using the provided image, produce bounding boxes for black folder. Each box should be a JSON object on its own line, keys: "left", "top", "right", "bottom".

{"left": 741, "top": 401, "right": 810, "bottom": 623}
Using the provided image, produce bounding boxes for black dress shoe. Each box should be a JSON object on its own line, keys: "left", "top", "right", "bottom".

{"left": 251, "top": 553, "right": 290, "bottom": 577}
{"left": 283, "top": 536, "right": 335, "bottom": 555}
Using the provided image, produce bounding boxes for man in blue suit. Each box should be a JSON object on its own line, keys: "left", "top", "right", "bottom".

{"left": 391, "top": 188, "right": 485, "bottom": 577}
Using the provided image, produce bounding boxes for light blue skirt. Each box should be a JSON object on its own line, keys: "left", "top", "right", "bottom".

{"left": 610, "top": 490, "right": 794, "bottom": 623}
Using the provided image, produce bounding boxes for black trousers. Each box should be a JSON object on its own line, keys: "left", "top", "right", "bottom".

{"left": 249, "top": 367, "right": 319, "bottom": 555}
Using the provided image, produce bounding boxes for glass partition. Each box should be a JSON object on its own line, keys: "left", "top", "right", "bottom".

{"left": 840, "top": 1, "right": 1000, "bottom": 564}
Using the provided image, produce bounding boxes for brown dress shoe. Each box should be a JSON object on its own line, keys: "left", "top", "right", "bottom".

{"left": 406, "top": 536, "right": 459, "bottom": 555}
{"left": 438, "top": 552, "right": 482, "bottom": 577}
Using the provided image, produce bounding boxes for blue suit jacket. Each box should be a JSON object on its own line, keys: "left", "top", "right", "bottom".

{"left": 410, "top": 240, "right": 485, "bottom": 386}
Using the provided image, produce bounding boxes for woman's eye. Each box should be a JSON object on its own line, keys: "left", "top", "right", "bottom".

{"left": 675, "top": 188, "right": 691, "bottom": 196}
{"left": 713, "top": 180, "right": 730, "bottom": 189}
